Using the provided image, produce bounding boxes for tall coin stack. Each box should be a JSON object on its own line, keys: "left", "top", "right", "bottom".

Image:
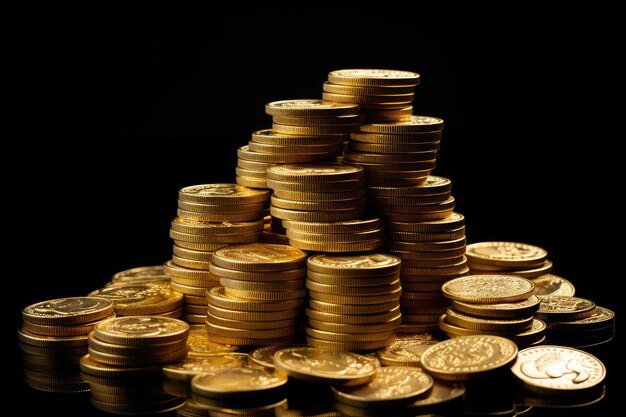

{"left": 206, "top": 243, "right": 308, "bottom": 346}
{"left": 236, "top": 99, "right": 360, "bottom": 189}
{"left": 165, "top": 184, "right": 269, "bottom": 324}
{"left": 19, "top": 297, "right": 114, "bottom": 393}
{"left": 465, "top": 241, "right": 553, "bottom": 279}
{"left": 305, "top": 254, "right": 402, "bottom": 350}
{"left": 323, "top": 69, "right": 420, "bottom": 122}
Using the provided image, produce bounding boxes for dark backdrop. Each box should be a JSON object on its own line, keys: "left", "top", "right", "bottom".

{"left": 10, "top": 6, "right": 620, "bottom": 415}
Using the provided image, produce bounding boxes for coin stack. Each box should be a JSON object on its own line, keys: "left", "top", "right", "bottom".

{"left": 438, "top": 275, "right": 546, "bottom": 346}
{"left": 535, "top": 296, "right": 615, "bottom": 349}
{"left": 166, "top": 184, "right": 269, "bottom": 324}
{"left": 344, "top": 117, "right": 443, "bottom": 187}
{"left": 323, "top": 69, "right": 420, "bottom": 122}
{"left": 236, "top": 99, "right": 360, "bottom": 189}
{"left": 304, "top": 254, "right": 402, "bottom": 350}
{"left": 109, "top": 265, "right": 170, "bottom": 285}
{"left": 465, "top": 241, "right": 554, "bottom": 279}
{"left": 205, "top": 243, "right": 308, "bottom": 346}
{"left": 18, "top": 297, "right": 115, "bottom": 393}
{"left": 88, "top": 281, "right": 184, "bottom": 318}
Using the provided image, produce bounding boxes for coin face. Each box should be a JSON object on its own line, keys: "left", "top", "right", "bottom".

{"left": 532, "top": 274, "right": 575, "bottom": 296}
{"left": 163, "top": 353, "right": 247, "bottom": 380}
{"left": 273, "top": 347, "right": 378, "bottom": 384}
{"left": 265, "top": 99, "right": 359, "bottom": 117}
{"left": 331, "top": 367, "right": 433, "bottom": 406}
{"left": 191, "top": 367, "right": 287, "bottom": 396}
{"left": 465, "top": 242, "right": 547, "bottom": 267}
{"left": 22, "top": 297, "right": 115, "bottom": 326}
{"left": 88, "top": 283, "right": 182, "bottom": 315}
{"left": 328, "top": 69, "right": 420, "bottom": 86}
{"left": 376, "top": 334, "right": 438, "bottom": 366}
{"left": 179, "top": 184, "right": 270, "bottom": 204}
{"left": 511, "top": 346, "right": 606, "bottom": 393}
{"left": 266, "top": 164, "right": 363, "bottom": 183}
{"left": 535, "top": 296, "right": 596, "bottom": 321}
{"left": 94, "top": 316, "right": 189, "bottom": 345}
{"left": 441, "top": 275, "right": 534, "bottom": 303}
{"left": 420, "top": 335, "right": 518, "bottom": 381}
{"left": 307, "top": 253, "right": 401, "bottom": 276}
{"left": 248, "top": 344, "right": 306, "bottom": 369}
{"left": 212, "top": 243, "right": 307, "bottom": 271}
{"left": 111, "top": 265, "right": 168, "bottom": 282}
{"left": 451, "top": 295, "right": 540, "bottom": 319}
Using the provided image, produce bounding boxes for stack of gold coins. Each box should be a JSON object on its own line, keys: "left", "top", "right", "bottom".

{"left": 109, "top": 265, "right": 170, "bottom": 285}
{"left": 465, "top": 241, "right": 554, "bottom": 279}
{"left": 205, "top": 243, "right": 308, "bottom": 346}
{"left": 536, "top": 296, "right": 615, "bottom": 349}
{"left": 344, "top": 117, "right": 443, "bottom": 187}
{"left": 305, "top": 254, "right": 402, "bottom": 350}
{"left": 19, "top": 297, "right": 114, "bottom": 393}
{"left": 88, "top": 281, "right": 184, "bottom": 318}
{"left": 236, "top": 99, "right": 360, "bottom": 189}
{"left": 79, "top": 354, "right": 185, "bottom": 414}
{"left": 167, "top": 184, "right": 269, "bottom": 324}
{"left": 438, "top": 275, "right": 546, "bottom": 346}
{"left": 323, "top": 69, "right": 420, "bottom": 122}
{"left": 531, "top": 273, "right": 576, "bottom": 297}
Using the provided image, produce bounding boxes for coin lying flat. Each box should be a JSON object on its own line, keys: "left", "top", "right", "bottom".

{"left": 88, "top": 283, "right": 183, "bottom": 315}
{"left": 535, "top": 296, "right": 597, "bottom": 322}
{"left": 465, "top": 241, "right": 547, "bottom": 268}
{"left": 441, "top": 275, "right": 534, "bottom": 303}
{"left": 376, "top": 334, "right": 437, "bottom": 366}
{"left": 111, "top": 265, "right": 169, "bottom": 283}
{"left": 248, "top": 344, "right": 306, "bottom": 369}
{"left": 191, "top": 367, "right": 287, "bottom": 398}
{"left": 450, "top": 295, "right": 540, "bottom": 319}
{"left": 162, "top": 353, "right": 247, "bottom": 381}
{"left": 531, "top": 274, "right": 576, "bottom": 296}
{"left": 273, "top": 347, "right": 378, "bottom": 385}
{"left": 187, "top": 326, "right": 238, "bottom": 355}
{"left": 546, "top": 306, "right": 615, "bottom": 331}
{"left": 179, "top": 183, "right": 271, "bottom": 205}
{"left": 307, "top": 253, "right": 401, "bottom": 277}
{"left": 22, "top": 297, "right": 115, "bottom": 326}
{"left": 211, "top": 243, "right": 307, "bottom": 272}
{"left": 93, "top": 316, "right": 189, "bottom": 346}
{"left": 265, "top": 99, "right": 360, "bottom": 117}
{"left": 420, "top": 335, "right": 518, "bottom": 381}
{"left": 511, "top": 345, "right": 606, "bottom": 394}
{"left": 328, "top": 69, "right": 420, "bottom": 87}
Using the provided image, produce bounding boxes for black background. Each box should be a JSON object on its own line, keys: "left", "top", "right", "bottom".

{"left": 10, "top": 5, "right": 621, "bottom": 415}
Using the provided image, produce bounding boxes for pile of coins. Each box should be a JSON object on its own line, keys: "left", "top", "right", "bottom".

{"left": 165, "top": 184, "right": 269, "bottom": 324}
{"left": 205, "top": 243, "right": 308, "bottom": 346}
{"left": 18, "top": 297, "right": 114, "bottom": 393}
{"left": 236, "top": 99, "right": 359, "bottom": 189}
{"left": 323, "top": 69, "right": 420, "bottom": 122}
{"left": 305, "top": 254, "right": 402, "bottom": 350}
{"left": 88, "top": 281, "right": 183, "bottom": 318}
{"left": 536, "top": 295, "right": 616, "bottom": 348}
{"left": 466, "top": 241, "right": 554, "bottom": 279}
{"left": 438, "top": 275, "right": 546, "bottom": 346}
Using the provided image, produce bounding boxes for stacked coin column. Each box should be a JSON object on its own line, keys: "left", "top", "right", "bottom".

{"left": 165, "top": 184, "right": 269, "bottom": 325}
{"left": 305, "top": 254, "right": 403, "bottom": 350}
{"left": 236, "top": 99, "right": 360, "bottom": 189}
{"left": 205, "top": 243, "right": 308, "bottom": 346}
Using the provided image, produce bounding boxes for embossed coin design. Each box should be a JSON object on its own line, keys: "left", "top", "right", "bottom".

{"left": 532, "top": 274, "right": 576, "bottom": 296}
{"left": 22, "top": 297, "right": 115, "bottom": 326}
{"left": 465, "top": 242, "right": 547, "bottom": 267}
{"left": 441, "top": 275, "right": 534, "bottom": 303}
{"left": 535, "top": 296, "right": 597, "bottom": 321}
{"left": 93, "top": 316, "right": 189, "bottom": 345}
{"left": 211, "top": 243, "right": 307, "bottom": 272}
{"left": 376, "top": 334, "right": 438, "bottom": 367}
{"left": 191, "top": 367, "right": 287, "bottom": 397}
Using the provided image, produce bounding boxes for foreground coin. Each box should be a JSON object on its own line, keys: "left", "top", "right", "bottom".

{"left": 191, "top": 367, "right": 287, "bottom": 398}
{"left": 441, "top": 275, "right": 534, "bottom": 303}
{"left": 93, "top": 316, "right": 189, "bottom": 346}
{"left": 532, "top": 274, "right": 576, "bottom": 296}
{"left": 535, "top": 296, "right": 597, "bottom": 321}
{"left": 22, "top": 297, "right": 115, "bottom": 326}
{"left": 465, "top": 241, "right": 547, "bottom": 268}
{"left": 511, "top": 345, "right": 606, "bottom": 394}
{"left": 420, "top": 335, "right": 518, "bottom": 381}
{"left": 211, "top": 243, "right": 307, "bottom": 272}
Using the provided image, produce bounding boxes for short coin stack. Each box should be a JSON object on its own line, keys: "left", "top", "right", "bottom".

{"left": 535, "top": 296, "right": 615, "bottom": 348}
{"left": 19, "top": 297, "right": 114, "bottom": 393}
{"left": 305, "top": 254, "right": 402, "bottom": 350}
{"left": 323, "top": 69, "right": 420, "bottom": 122}
{"left": 438, "top": 275, "right": 546, "bottom": 346}
{"left": 465, "top": 241, "right": 553, "bottom": 279}
{"left": 206, "top": 243, "right": 308, "bottom": 346}
{"left": 88, "top": 281, "right": 183, "bottom": 318}
{"left": 166, "top": 184, "right": 269, "bottom": 324}
{"left": 344, "top": 116, "right": 443, "bottom": 187}
{"left": 236, "top": 100, "right": 360, "bottom": 189}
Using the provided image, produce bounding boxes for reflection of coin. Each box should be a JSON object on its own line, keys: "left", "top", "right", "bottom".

{"left": 511, "top": 345, "right": 606, "bottom": 394}
{"left": 273, "top": 347, "right": 377, "bottom": 385}
{"left": 212, "top": 243, "right": 307, "bottom": 272}
{"left": 331, "top": 366, "right": 433, "bottom": 407}
{"left": 451, "top": 295, "right": 540, "bottom": 319}
{"left": 420, "top": 335, "right": 518, "bottom": 381}
{"left": 191, "top": 367, "right": 287, "bottom": 397}
{"left": 532, "top": 274, "right": 575, "bottom": 296}
{"left": 535, "top": 296, "right": 596, "bottom": 321}
{"left": 442, "top": 275, "right": 534, "bottom": 303}
{"left": 376, "top": 334, "right": 437, "bottom": 366}
{"left": 465, "top": 242, "right": 547, "bottom": 267}
{"left": 163, "top": 353, "right": 247, "bottom": 381}
{"left": 94, "top": 316, "right": 189, "bottom": 345}
{"left": 22, "top": 297, "right": 114, "bottom": 326}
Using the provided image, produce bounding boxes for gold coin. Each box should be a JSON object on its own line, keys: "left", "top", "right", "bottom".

{"left": 281, "top": 217, "right": 381, "bottom": 234}
{"left": 209, "top": 263, "right": 306, "bottom": 281}
{"left": 420, "top": 335, "right": 518, "bottom": 381}
{"left": 266, "top": 163, "right": 363, "bottom": 183}
{"left": 401, "top": 255, "right": 466, "bottom": 268}
{"left": 205, "top": 321, "right": 297, "bottom": 339}
{"left": 323, "top": 81, "right": 416, "bottom": 96}
{"left": 532, "top": 274, "right": 576, "bottom": 296}
{"left": 93, "top": 316, "right": 189, "bottom": 346}
{"left": 177, "top": 199, "right": 267, "bottom": 214}
{"left": 206, "top": 286, "right": 305, "bottom": 312}
{"left": 267, "top": 177, "right": 365, "bottom": 192}
{"left": 308, "top": 288, "right": 401, "bottom": 305}
{"left": 307, "top": 327, "right": 395, "bottom": 343}
{"left": 306, "top": 270, "right": 400, "bottom": 286}
{"left": 363, "top": 170, "right": 430, "bottom": 181}
{"left": 306, "top": 279, "right": 401, "bottom": 296}
{"left": 344, "top": 149, "right": 438, "bottom": 164}
{"left": 387, "top": 236, "right": 466, "bottom": 252}
{"left": 22, "top": 314, "right": 114, "bottom": 337}
{"left": 328, "top": 69, "right": 420, "bottom": 87}
{"left": 273, "top": 346, "right": 377, "bottom": 384}
{"left": 184, "top": 294, "right": 208, "bottom": 305}
{"left": 251, "top": 129, "right": 346, "bottom": 145}
{"left": 387, "top": 227, "right": 465, "bottom": 242}
{"left": 224, "top": 287, "right": 306, "bottom": 301}
{"left": 171, "top": 280, "right": 219, "bottom": 295}
{"left": 179, "top": 183, "right": 270, "bottom": 205}
{"left": 182, "top": 313, "right": 205, "bottom": 323}
{"left": 187, "top": 326, "right": 238, "bottom": 355}
{"left": 546, "top": 306, "right": 615, "bottom": 331}
{"left": 173, "top": 240, "right": 228, "bottom": 251}
{"left": 307, "top": 315, "right": 401, "bottom": 334}
{"left": 273, "top": 188, "right": 366, "bottom": 202}
{"left": 343, "top": 156, "right": 436, "bottom": 171}
{"left": 183, "top": 304, "right": 208, "bottom": 315}
{"left": 88, "top": 283, "right": 183, "bottom": 316}
{"left": 349, "top": 141, "right": 440, "bottom": 154}
{"left": 22, "top": 297, "right": 115, "bottom": 326}
{"left": 87, "top": 331, "right": 186, "bottom": 355}
{"left": 171, "top": 217, "right": 264, "bottom": 236}
{"left": 169, "top": 229, "right": 260, "bottom": 244}
{"left": 306, "top": 336, "right": 393, "bottom": 351}
{"left": 171, "top": 255, "right": 212, "bottom": 270}
{"left": 235, "top": 166, "right": 268, "bottom": 179}
{"left": 441, "top": 275, "right": 534, "bottom": 303}
{"left": 379, "top": 210, "right": 454, "bottom": 222}
{"left": 371, "top": 192, "right": 451, "bottom": 206}
{"left": 237, "top": 158, "right": 275, "bottom": 171}
{"left": 164, "top": 261, "right": 218, "bottom": 280}
{"left": 309, "top": 299, "right": 399, "bottom": 315}
{"left": 286, "top": 228, "right": 383, "bottom": 244}
{"left": 272, "top": 113, "right": 364, "bottom": 126}
{"left": 236, "top": 176, "right": 269, "bottom": 189}
{"left": 207, "top": 303, "right": 302, "bottom": 322}
{"left": 79, "top": 354, "right": 162, "bottom": 377}
{"left": 177, "top": 208, "right": 266, "bottom": 222}
{"left": 18, "top": 328, "right": 88, "bottom": 348}
{"left": 191, "top": 367, "right": 287, "bottom": 398}
{"left": 211, "top": 243, "right": 307, "bottom": 272}
{"left": 305, "top": 306, "right": 400, "bottom": 325}
{"left": 271, "top": 195, "right": 366, "bottom": 211}
{"left": 451, "top": 295, "right": 541, "bottom": 319}
{"left": 465, "top": 241, "right": 548, "bottom": 268}
{"left": 401, "top": 262, "right": 468, "bottom": 277}
{"left": 384, "top": 213, "right": 464, "bottom": 233}
{"left": 271, "top": 206, "right": 366, "bottom": 222}
{"left": 445, "top": 308, "right": 533, "bottom": 332}
{"left": 111, "top": 265, "right": 169, "bottom": 283}
{"left": 535, "top": 296, "right": 596, "bottom": 321}
{"left": 238, "top": 145, "right": 334, "bottom": 164}
{"left": 511, "top": 346, "right": 605, "bottom": 394}
{"left": 221, "top": 277, "right": 305, "bottom": 292}
{"left": 375, "top": 334, "right": 437, "bottom": 366}
{"left": 289, "top": 238, "right": 383, "bottom": 253}
{"left": 389, "top": 247, "right": 467, "bottom": 260}
{"left": 351, "top": 131, "right": 442, "bottom": 144}
{"left": 248, "top": 140, "right": 344, "bottom": 154}
{"left": 272, "top": 123, "right": 360, "bottom": 135}
{"left": 87, "top": 344, "right": 187, "bottom": 366}
{"left": 265, "top": 99, "right": 360, "bottom": 117}
{"left": 206, "top": 311, "right": 298, "bottom": 331}
{"left": 322, "top": 91, "right": 414, "bottom": 105}
{"left": 401, "top": 281, "right": 446, "bottom": 292}
{"left": 360, "top": 116, "right": 444, "bottom": 134}
{"left": 261, "top": 229, "right": 290, "bottom": 245}
{"left": 162, "top": 352, "right": 246, "bottom": 381}
{"left": 203, "top": 333, "right": 296, "bottom": 347}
